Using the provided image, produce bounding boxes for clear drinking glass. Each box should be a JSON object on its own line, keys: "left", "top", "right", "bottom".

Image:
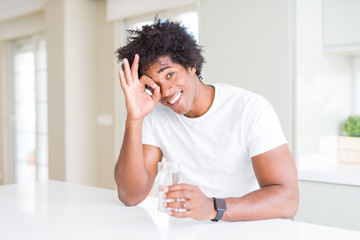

{"left": 157, "top": 162, "right": 180, "bottom": 212}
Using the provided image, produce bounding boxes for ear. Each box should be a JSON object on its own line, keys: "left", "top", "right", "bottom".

{"left": 189, "top": 66, "right": 196, "bottom": 74}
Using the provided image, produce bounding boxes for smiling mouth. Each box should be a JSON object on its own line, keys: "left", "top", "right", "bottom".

{"left": 168, "top": 91, "right": 182, "bottom": 105}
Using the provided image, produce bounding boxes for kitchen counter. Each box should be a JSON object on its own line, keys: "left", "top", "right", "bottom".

{"left": 297, "top": 152, "right": 360, "bottom": 186}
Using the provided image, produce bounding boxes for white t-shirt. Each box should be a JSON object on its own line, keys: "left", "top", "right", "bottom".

{"left": 142, "top": 83, "right": 287, "bottom": 198}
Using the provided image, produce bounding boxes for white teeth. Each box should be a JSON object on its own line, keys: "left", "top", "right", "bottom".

{"left": 169, "top": 92, "right": 182, "bottom": 104}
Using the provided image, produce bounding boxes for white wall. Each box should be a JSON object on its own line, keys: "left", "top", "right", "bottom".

{"left": 199, "top": 0, "right": 295, "bottom": 150}
{"left": 64, "top": 0, "right": 98, "bottom": 185}
{"left": 0, "top": 0, "right": 43, "bottom": 22}
{"left": 296, "top": 0, "right": 352, "bottom": 157}
{"left": 106, "top": 0, "right": 196, "bottom": 21}
{"left": 0, "top": 41, "right": 6, "bottom": 185}
{"left": 45, "top": 0, "right": 66, "bottom": 183}
{"left": 0, "top": 12, "right": 44, "bottom": 41}
{"left": 95, "top": 1, "right": 116, "bottom": 189}
{"left": 45, "top": 0, "right": 99, "bottom": 186}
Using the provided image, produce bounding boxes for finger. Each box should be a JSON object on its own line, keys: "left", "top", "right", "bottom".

{"left": 151, "top": 85, "right": 161, "bottom": 102}
{"left": 165, "top": 189, "right": 191, "bottom": 200}
{"left": 131, "top": 54, "right": 140, "bottom": 80}
{"left": 123, "top": 58, "right": 133, "bottom": 83}
{"left": 163, "top": 200, "right": 187, "bottom": 210}
{"left": 139, "top": 75, "right": 158, "bottom": 90}
{"left": 167, "top": 183, "right": 196, "bottom": 192}
{"left": 168, "top": 210, "right": 192, "bottom": 218}
{"left": 118, "top": 69, "right": 128, "bottom": 90}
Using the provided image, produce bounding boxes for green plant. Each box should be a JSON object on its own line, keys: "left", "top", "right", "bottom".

{"left": 342, "top": 115, "right": 360, "bottom": 137}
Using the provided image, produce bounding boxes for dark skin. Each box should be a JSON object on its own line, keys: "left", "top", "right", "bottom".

{"left": 115, "top": 54, "right": 299, "bottom": 221}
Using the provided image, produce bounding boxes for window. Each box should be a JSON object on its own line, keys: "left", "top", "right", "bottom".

{"left": 171, "top": 10, "right": 198, "bottom": 41}
{"left": 9, "top": 36, "right": 48, "bottom": 183}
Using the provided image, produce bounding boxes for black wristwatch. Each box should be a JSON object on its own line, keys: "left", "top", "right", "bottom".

{"left": 211, "top": 198, "right": 227, "bottom": 222}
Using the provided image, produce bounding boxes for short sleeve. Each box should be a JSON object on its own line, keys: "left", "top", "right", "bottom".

{"left": 142, "top": 112, "right": 160, "bottom": 147}
{"left": 244, "top": 96, "right": 287, "bottom": 157}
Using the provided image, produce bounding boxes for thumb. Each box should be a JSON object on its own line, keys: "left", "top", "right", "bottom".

{"left": 151, "top": 85, "right": 161, "bottom": 103}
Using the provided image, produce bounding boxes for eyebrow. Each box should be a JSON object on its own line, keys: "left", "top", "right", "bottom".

{"left": 157, "top": 66, "right": 172, "bottom": 74}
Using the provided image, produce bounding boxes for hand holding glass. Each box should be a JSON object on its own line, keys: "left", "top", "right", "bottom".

{"left": 157, "top": 162, "right": 181, "bottom": 212}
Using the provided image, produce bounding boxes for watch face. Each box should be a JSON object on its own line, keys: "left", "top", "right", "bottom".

{"left": 215, "top": 198, "right": 227, "bottom": 211}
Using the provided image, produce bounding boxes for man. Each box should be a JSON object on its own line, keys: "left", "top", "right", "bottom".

{"left": 114, "top": 19, "right": 299, "bottom": 222}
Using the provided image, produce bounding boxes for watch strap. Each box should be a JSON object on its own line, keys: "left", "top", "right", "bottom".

{"left": 211, "top": 198, "right": 226, "bottom": 222}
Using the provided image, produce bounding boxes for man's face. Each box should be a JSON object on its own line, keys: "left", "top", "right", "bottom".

{"left": 143, "top": 55, "right": 199, "bottom": 116}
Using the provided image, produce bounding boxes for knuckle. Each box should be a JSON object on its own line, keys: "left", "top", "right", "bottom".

{"left": 182, "top": 190, "right": 189, "bottom": 197}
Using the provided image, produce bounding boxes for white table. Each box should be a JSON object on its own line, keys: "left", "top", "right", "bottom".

{"left": 1, "top": 181, "right": 359, "bottom": 240}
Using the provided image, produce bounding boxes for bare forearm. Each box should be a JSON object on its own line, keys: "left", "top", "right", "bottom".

{"left": 115, "top": 119, "right": 150, "bottom": 205}
{"left": 222, "top": 184, "right": 299, "bottom": 221}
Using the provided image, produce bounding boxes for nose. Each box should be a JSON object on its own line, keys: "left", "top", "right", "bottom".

{"left": 159, "top": 81, "right": 174, "bottom": 100}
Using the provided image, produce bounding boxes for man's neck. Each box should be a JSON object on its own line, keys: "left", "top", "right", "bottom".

{"left": 184, "top": 82, "right": 215, "bottom": 118}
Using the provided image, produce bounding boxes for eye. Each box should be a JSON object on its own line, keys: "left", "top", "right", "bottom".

{"left": 166, "top": 72, "right": 174, "bottom": 79}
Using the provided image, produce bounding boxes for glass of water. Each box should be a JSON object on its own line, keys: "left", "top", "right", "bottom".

{"left": 157, "top": 161, "right": 180, "bottom": 212}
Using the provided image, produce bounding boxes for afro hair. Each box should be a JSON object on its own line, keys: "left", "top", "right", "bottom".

{"left": 115, "top": 18, "right": 205, "bottom": 80}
